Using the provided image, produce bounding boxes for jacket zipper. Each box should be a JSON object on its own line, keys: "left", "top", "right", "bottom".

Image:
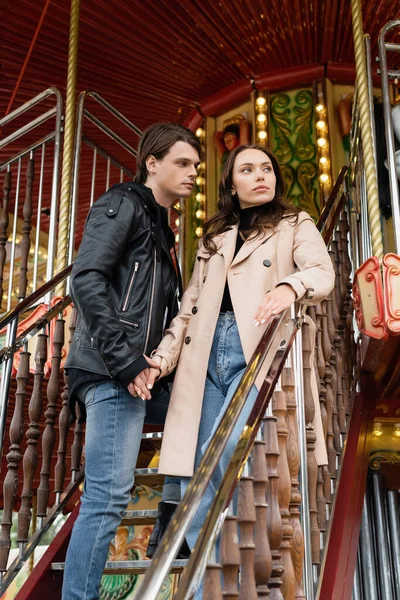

{"left": 144, "top": 248, "right": 157, "bottom": 351}
{"left": 119, "top": 318, "right": 139, "bottom": 328}
{"left": 122, "top": 262, "right": 139, "bottom": 311}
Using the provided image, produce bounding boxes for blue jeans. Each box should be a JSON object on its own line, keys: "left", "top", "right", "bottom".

{"left": 62, "top": 381, "right": 146, "bottom": 600}
{"left": 182, "top": 312, "right": 258, "bottom": 598}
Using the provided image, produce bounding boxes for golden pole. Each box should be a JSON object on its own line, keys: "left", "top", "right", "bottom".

{"left": 351, "top": 0, "right": 383, "bottom": 259}
{"left": 55, "top": 0, "right": 80, "bottom": 294}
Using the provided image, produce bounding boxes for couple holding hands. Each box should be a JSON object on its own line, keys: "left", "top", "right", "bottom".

{"left": 62, "top": 122, "right": 334, "bottom": 600}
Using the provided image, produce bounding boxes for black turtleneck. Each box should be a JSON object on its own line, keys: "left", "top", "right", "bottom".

{"left": 220, "top": 205, "right": 261, "bottom": 313}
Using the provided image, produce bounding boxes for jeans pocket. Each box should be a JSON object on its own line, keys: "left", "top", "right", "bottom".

{"left": 84, "top": 384, "right": 96, "bottom": 408}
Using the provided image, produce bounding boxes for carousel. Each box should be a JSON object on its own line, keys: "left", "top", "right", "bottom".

{"left": 0, "top": 0, "right": 400, "bottom": 598}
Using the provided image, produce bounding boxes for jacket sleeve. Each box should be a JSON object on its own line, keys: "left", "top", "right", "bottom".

{"left": 152, "top": 254, "right": 201, "bottom": 377}
{"left": 70, "top": 190, "right": 148, "bottom": 385}
{"left": 277, "top": 211, "right": 335, "bottom": 305}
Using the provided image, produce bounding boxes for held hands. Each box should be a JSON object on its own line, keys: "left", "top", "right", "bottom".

{"left": 253, "top": 284, "right": 296, "bottom": 327}
{"left": 128, "top": 355, "right": 162, "bottom": 400}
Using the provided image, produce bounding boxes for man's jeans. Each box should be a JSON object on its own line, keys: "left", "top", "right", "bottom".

{"left": 62, "top": 381, "right": 146, "bottom": 600}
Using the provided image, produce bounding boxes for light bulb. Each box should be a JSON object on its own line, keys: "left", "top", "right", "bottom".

{"left": 196, "top": 210, "right": 205, "bottom": 220}
{"left": 196, "top": 176, "right": 205, "bottom": 186}
{"left": 316, "top": 120, "right": 326, "bottom": 130}
{"left": 256, "top": 96, "right": 266, "bottom": 107}
{"left": 175, "top": 234, "right": 180, "bottom": 243}
{"left": 195, "top": 227, "right": 203, "bottom": 237}
{"left": 196, "top": 193, "right": 206, "bottom": 203}
{"left": 319, "top": 156, "right": 328, "bottom": 165}
{"left": 393, "top": 423, "right": 400, "bottom": 437}
{"left": 175, "top": 218, "right": 180, "bottom": 227}
{"left": 320, "top": 174, "right": 329, "bottom": 183}
{"left": 316, "top": 104, "right": 324, "bottom": 112}
{"left": 257, "top": 113, "right": 267, "bottom": 123}
{"left": 258, "top": 130, "right": 267, "bottom": 140}
{"left": 196, "top": 128, "right": 204, "bottom": 138}
{"left": 317, "top": 137, "right": 327, "bottom": 148}
{"left": 372, "top": 422, "right": 383, "bottom": 436}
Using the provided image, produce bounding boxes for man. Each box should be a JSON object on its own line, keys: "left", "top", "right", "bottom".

{"left": 62, "top": 123, "right": 200, "bottom": 600}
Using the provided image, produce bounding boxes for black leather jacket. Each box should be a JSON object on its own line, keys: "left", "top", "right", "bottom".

{"left": 65, "top": 182, "right": 179, "bottom": 386}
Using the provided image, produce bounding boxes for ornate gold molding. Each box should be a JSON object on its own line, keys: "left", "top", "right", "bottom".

{"left": 370, "top": 451, "right": 400, "bottom": 470}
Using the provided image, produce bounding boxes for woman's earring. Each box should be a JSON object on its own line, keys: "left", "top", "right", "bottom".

{"left": 231, "top": 188, "right": 236, "bottom": 195}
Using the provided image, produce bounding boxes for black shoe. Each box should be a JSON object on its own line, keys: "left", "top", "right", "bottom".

{"left": 146, "top": 501, "right": 191, "bottom": 559}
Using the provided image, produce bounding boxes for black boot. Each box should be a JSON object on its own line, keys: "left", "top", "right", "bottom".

{"left": 146, "top": 501, "right": 191, "bottom": 559}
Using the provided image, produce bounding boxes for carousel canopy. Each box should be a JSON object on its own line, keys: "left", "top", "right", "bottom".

{"left": 1, "top": 0, "right": 400, "bottom": 129}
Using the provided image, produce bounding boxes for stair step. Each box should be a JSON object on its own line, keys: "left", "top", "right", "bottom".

{"left": 51, "top": 559, "right": 188, "bottom": 575}
{"left": 141, "top": 432, "right": 163, "bottom": 441}
{"left": 121, "top": 509, "right": 158, "bottom": 525}
{"left": 134, "top": 467, "right": 164, "bottom": 488}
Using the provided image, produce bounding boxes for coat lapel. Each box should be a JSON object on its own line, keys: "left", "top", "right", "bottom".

{"left": 230, "top": 228, "right": 277, "bottom": 267}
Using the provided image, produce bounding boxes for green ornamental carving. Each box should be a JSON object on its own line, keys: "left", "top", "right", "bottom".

{"left": 270, "top": 94, "right": 294, "bottom": 165}
{"left": 269, "top": 88, "right": 320, "bottom": 221}
{"left": 294, "top": 90, "right": 316, "bottom": 162}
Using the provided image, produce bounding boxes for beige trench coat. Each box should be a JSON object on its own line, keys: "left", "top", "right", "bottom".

{"left": 155, "top": 211, "right": 334, "bottom": 477}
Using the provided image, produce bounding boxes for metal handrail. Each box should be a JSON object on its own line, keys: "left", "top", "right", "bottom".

{"left": 136, "top": 168, "right": 349, "bottom": 599}
{"left": 0, "top": 265, "right": 72, "bottom": 331}
{"left": 67, "top": 91, "right": 142, "bottom": 271}
{"left": 378, "top": 20, "right": 400, "bottom": 254}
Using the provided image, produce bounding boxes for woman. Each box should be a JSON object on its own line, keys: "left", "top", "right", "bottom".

{"left": 137, "top": 144, "right": 334, "bottom": 586}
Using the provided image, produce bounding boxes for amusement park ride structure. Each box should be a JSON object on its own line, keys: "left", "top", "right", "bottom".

{"left": 0, "top": 0, "right": 400, "bottom": 598}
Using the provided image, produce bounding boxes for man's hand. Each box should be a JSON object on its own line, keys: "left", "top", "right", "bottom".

{"left": 128, "top": 355, "right": 161, "bottom": 400}
{"left": 253, "top": 284, "right": 296, "bottom": 327}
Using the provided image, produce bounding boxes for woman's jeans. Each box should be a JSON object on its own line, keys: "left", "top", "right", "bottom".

{"left": 62, "top": 381, "right": 146, "bottom": 600}
{"left": 182, "top": 312, "right": 258, "bottom": 598}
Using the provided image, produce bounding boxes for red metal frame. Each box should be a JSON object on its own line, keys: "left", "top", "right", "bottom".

{"left": 14, "top": 502, "right": 81, "bottom": 600}
{"left": 316, "top": 377, "right": 376, "bottom": 600}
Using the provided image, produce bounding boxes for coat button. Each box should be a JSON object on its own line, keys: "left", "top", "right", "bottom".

{"left": 192, "top": 306, "right": 198, "bottom": 315}
{"left": 263, "top": 259, "right": 272, "bottom": 267}
{"left": 185, "top": 336, "right": 191, "bottom": 344}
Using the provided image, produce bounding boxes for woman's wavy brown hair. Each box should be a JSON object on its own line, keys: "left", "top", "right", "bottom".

{"left": 202, "top": 144, "right": 299, "bottom": 254}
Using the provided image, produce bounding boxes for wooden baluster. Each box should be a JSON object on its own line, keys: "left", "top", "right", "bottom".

{"left": 329, "top": 245, "right": 341, "bottom": 322}
{"left": 335, "top": 336, "right": 346, "bottom": 438}
{"left": 252, "top": 439, "right": 272, "bottom": 598}
{"left": 0, "top": 350, "right": 30, "bottom": 571}
{"left": 321, "top": 301, "right": 332, "bottom": 367}
{"left": 335, "top": 229, "right": 347, "bottom": 304}
{"left": 314, "top": 305, "right": 325, "bottom": 381}
{"left": 281, "top": 367, "right": 305, "bottom": 600}
{"left": 71, "top": 402, "right": 84, "bottom": 480}
{"left": 331, "top": 337, "right": 341, "bottom": 462}
{"left": 319, "top": 380, "right": 328, "bottom": 442}
{"left": 203, "top": 564, "right": 223, "bottom": 599}
{"left": 237, "top": 476, "right": 258, "bottom": 600}
{"left": 264, "top": 416, "right": 284, "bottom": 600}
{"left": 0, "top": 170, "right": 11, "bottom": 308}
{"left": 323, "top": 364, "right": 336, "bottom": 487}
{"left": 339, "top": 212, "right": 351, "bottom": 284}
{"left": 18, "top": 157, "right": 34, "bottom": 300}
{"left": 326, "top": 294, "right": 336, "bottom": 345}
{"left": 18, "top": 332, "right": 47, "bottom": 544}
{"left": 37, "top": 318, "right": 64, "bottom": 519}
{"left": 273, "top": 391, "right": 296, "bottom": 600}
{"left": 221, "top": 514, "right": 240, "bottom": 599}
{"left": 316, "top": 467, "right": 327, "bottom": 539}
{"left": 302, "top": 321, "right": 320, "bottom": 569}
{"left": 54, "top": 308, "right": 76, "bottom": 502}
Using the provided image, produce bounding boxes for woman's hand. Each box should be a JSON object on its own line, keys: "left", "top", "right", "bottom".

{"left": 254, "top": 284, "right": 296, "bottom": 327}
{"left": 128, "top": 355, "right": 161, "bottom": 400}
